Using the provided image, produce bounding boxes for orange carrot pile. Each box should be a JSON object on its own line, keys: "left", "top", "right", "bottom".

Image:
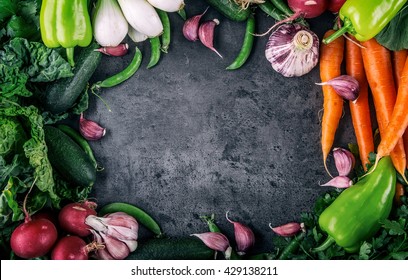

{"left": 320, "top": 30, "right": 345, "bottom": 176}
{"left": 361, "top": 39, "right": 407, "bottom": 180}
{"left": 345, "top": 37, "right": 374, "bottom": 171}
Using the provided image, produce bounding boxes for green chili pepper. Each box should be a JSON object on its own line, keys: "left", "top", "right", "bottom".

{"left": 314, "top": 156, "right": 396, "bottom": 253}
{"left": 157, "top": 10, "right": 171, "bottom": 53}
{"left": 95, "top": 47, "right": 142, "bottom": 88}
{"left": 147, "top": 37, "right": 161, "bottom": 69}
{"left": 226, "top": 14, "right": 255, "bottom": 70}
{"left": 323, "top": 0, "right": 407, "bottom": 44}
{"left": 40, "top": 0, "right": 93, "bottom": 67}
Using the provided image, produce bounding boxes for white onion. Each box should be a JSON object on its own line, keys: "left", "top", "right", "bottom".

{"left": 117, "top": 0, "right": 163, "bottom": 38}
{"left": 147, "top": 0, "right": 185, "bottom": 12}
{"left": 93, "top": 0, "right": 128, "bottom": 47}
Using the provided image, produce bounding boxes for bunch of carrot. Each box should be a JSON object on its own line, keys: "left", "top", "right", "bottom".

{"left": 319, "top": 30, "right": 408, "bottom": 186}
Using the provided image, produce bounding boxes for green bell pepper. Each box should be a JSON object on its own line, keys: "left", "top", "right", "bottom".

{"left": 323, "top": 0, "right": 407, "bottom": 44}
{"left": 314, "top": 156, "right": 396, "bottom": 253}
{"left": 40, "top": 0, "right": 93, "bottom": 67}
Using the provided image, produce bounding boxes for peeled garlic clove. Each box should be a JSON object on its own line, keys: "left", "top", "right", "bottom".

{"left": 265, "top": 23, "right": 319, "bottom": 77}
{"left": 226, "top": 212, "right": 255, "bottom": 255}
{"left": 316, "top": 75, "right": 360, "bottom": 101}
{"left": 270, "top": 222, "right": 303, "bottom": 237}
{"left": 93, "top": 0, "right": 129, "bottom": 47}
{"left": 333, "top": 147, "right": 355, "bottom": 177}
{"left": 79, "top": 113, "right": 106, "bottom": 141}
{"left": 198, "top": 19, "right": 223, "bottom": 58}
{"left": 191, "top": 232, "right": 231, "bottom": 258}
{"left": 320, "top": 176, "right": 353, "bottom": 189}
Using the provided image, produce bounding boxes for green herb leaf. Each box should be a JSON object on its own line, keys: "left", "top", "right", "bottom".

{"left": 376, "top": 4, "right": 408, "bottom": 51}
{"left": 0, "top": 0, "right": 18, "bottom": 23}
{"left": 390, "top": 251, "right": 408, "bottom": 260}
{"left": 382, "top": 219, "right": 406, "bottom": 236}
{"left": 359, "top": 242, "right": 372, "bottom": 260}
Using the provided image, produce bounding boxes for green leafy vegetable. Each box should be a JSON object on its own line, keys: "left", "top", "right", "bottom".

{"left": 0, "top": 38, "right": 73, "bottom": 82}
{"left": 376, "top": 4, "right": 408, "bottom": 51}
{"left": 0, "top": 64, "right": 31, "bottom": 100}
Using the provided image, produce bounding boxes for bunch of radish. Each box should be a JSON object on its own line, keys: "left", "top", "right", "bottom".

{"left": 10, "top": 198, "right": 139, "bottom": 260}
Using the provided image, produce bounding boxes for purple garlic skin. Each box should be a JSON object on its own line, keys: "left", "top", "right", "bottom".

{"left": 191, "top": 232, "right": 232, "bottom": 259}
{"left": 198, "top": 19, "right": 223, "bottom": 58}
{"left": 270, "top": 222, "right": 304, "bottom": 237}
{"left": 320, "top": 176, "right": 353, "bottom": 189}
{"left": 79, "top": 113, "right": 106, "bottom": 141}
{"left": 265, "top": 23, "right": 319, "bottom": 77}
{"left": 333, "top": 147, "right": 355, "bottom": 177}
{"left": 226, "top": 213, "right": 255, "bottom": 255}
{"left": 183, "top": 7, "right": 208, "bottom": 41}
{"left": 316, "top": 75, "right": 360, "bottom": 101}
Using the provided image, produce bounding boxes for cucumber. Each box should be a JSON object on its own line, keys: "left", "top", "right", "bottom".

{"left": 204, "top": 0, "right": 250, "bottom": 22}
{"left": 44, "top": 125, "right": 96, "bottom": 187}
{"left": 39, "top": 42, "right": 102, "bottom": 114}
{"left": 127, "top": 237, "right": 215, "bottom": 260}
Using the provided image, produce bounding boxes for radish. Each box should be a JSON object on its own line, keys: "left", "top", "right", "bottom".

{"left": 287, "top": 0, "right": 328, "bottom": 19}
{"left": 10, "top": 189, "right": 58, "bottom": 259}
{"left": 327, "top": 0, "right": 346, "bottom": 13}
{"left": 58, "top": 201, "right": 97, "bottom": 237}
{"left": 51, "top": 236, "right": 101, "bottom": 260}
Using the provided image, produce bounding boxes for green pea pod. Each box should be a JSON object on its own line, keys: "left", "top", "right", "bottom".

{"left": 226, "top": 14, "right": 255, "bottom": 70}
{"left": 40, "top": 0, "right": 93, "bottom": 66}
{"left": 323, "top": 0, "right": 407, "bottom": 44}
{"left": 99, "top": 202, "right": 163, "bottom": 237}
{"left": 315, "top": 156, "right": 396, "bottom": 253}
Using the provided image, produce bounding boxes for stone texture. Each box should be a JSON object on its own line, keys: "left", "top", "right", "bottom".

{"left": 87, "top": 1, "right": 356, "bottom": 253}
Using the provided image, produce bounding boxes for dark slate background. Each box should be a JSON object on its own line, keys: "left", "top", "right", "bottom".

{"left": 87, "top": 0, "right": 355, "bottom": 253}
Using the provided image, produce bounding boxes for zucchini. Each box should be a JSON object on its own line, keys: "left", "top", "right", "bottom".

{"left": 44, "top": 125, "right": 96, "bottom": 187}
{"left": 127, "top": 237, "right": 215, "bottom": 260}
{"left": 204, "top": 0, "right": 250, "bottom": 22}
{"left": 39, "top": 42, "right": 102, "bottom": 114}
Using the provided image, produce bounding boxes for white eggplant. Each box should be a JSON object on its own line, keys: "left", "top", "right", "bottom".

{"left": 146, "top": 0, "right": 185, "bottom": 12}
{"left": 93, "top": 0, "right": 128, "bottom": 47}
{"left": 128, "top": 25, "right": 148, "bottom": 43}
{"left": 117, "top": 0, "right": 163, "bottom": 38}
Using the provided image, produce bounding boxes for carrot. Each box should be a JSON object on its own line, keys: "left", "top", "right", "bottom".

{"left": 392, "top": 50, "right": 408, "bottom": 168}
{"left": 361, "top": 39, "right": 407, "bottom": 180}
{"left": 346, "top": 37, "right": 374, "bottom": 171}
{"left": 392, "top": 50, "right": 408, "bottom": 88}
{"left": 320, "top": 30, "right": 345, "bottom": 176}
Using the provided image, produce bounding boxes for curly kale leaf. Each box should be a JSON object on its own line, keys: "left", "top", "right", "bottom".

{"left": 0, "top": 64, "right": 31, "bottom": 99}
{"left": 0, "top": 38, "right": 73, "bottom": 82}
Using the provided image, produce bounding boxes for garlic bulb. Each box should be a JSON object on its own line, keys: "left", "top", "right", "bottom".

{"left": 92, "top": 0, "right": 129, "bottom": 47}
{"left": 265, "top": 23, "right": 319, "bottom": 77}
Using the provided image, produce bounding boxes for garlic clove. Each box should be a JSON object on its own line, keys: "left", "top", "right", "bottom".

{"left": 183, "top": 7, "right": 208, "bottom": 42}
{"left": 100, "top": 231, "right": 130, "bottom": 260}
{"left": 270, "top": 222, "right": 304, "bottom": 237}
{"left": 191, "top": 232, "right": 231, "bottom": 258}
{"left": 198, "top": 19, "right": 223, "bottom": 58}
{"left": 119, "top": 238, "right": 138, "bottom": 252}
{"left": 333, "top": 147, "right": 355, "bottom": 177}
{"left": 91, "top": 230, "right": 114, "bottom": 260}
{"left": 226, "top": 212, "right": 255, "bottom": 255}
{"left": 85, "top": 215, "right": 109, "bottom": 232}
{"left": 79, "top": 113, "right": 106, "bottom": 141}
{"left": 95, "top": 43, "right": 129, "bottom": 56}
{"left": 316, "top": 75, "right": 360, "bottom": 102}
{"left": 265, "top": 23, "right": 319, "bottom": 77}
{"left": 320, "top": 176, "right": 353, "bottom": 189}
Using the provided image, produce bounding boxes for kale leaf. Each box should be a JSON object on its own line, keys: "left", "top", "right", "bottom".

{"left": 0, "top": 38, "right": 73, "bottom": 83}
{"left": 376, "top": 4, "right": 408, "bottom": 51}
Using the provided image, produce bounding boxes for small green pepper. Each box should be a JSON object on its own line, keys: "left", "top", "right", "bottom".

{"left": 323, "top": 0, "right": 407, "bottom": 44}
{"left": 315, "top": 156, "right": 396, "bottom": 253}
{"left": 40, "top": 0, "right": 93, "bottom": 67}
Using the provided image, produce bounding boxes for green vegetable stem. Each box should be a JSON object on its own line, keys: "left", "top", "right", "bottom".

{"left": 93, "top": 47, "right": 142, "bottom": 89}
{"left": 269, "top": 0, "right": 294, "bottom": 17}
{"left": 226, "top": 14, "right": 255, "bottom": 70}
{"left": 323, "top": 0, "right": 408, "bottom": 44}
{"left": 258, "top": 1, "right": 286, "bottom": 21}
{"left": 314, "top": 156, "right": 396, "bottom": 253}
{"left": 99, "top": 202, "right": 163, "bottom": 237}
{"left": 40, "top": 0, "right": 93, "bottom": 67}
